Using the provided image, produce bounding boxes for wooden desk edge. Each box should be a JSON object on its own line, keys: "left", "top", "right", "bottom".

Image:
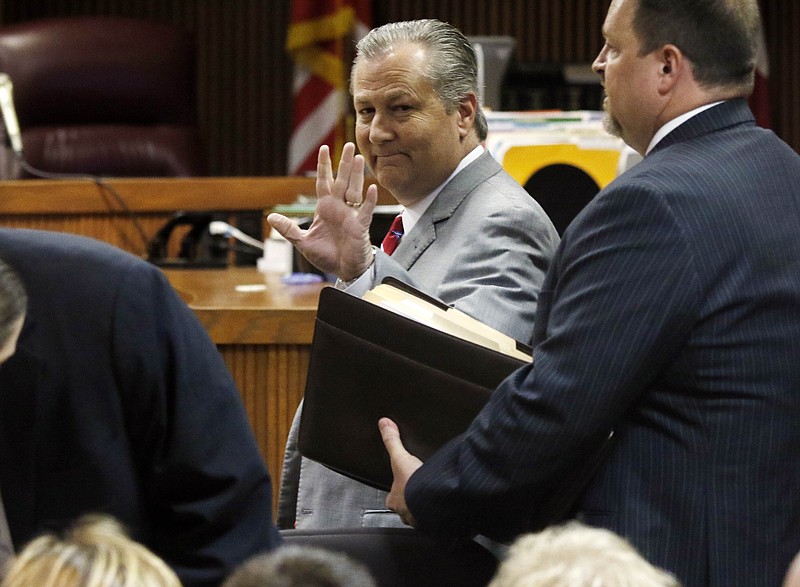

{"left": 193, "top": 308, "right": 318, "bottom": 345}
{"left": 0, "top": 176, "right": 393, "bottom": 214}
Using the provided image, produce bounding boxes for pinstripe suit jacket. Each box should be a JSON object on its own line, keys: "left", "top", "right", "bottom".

{"left": 406, "top": 100, "right": 800, "bottom": 586}
{"left": 277, "top": 151, "right": 560, "bottom": 529}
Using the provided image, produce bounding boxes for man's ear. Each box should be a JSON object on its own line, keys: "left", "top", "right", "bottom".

{"left": 657, "top": 44, "right": 682, "bottom": 93}
{"left": 457, "top": 92, "right": 478, "bottom": 137}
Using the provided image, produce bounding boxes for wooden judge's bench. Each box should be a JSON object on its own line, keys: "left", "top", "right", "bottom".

{"left": 0, "top": 176, "right": 389, "bottom": 514}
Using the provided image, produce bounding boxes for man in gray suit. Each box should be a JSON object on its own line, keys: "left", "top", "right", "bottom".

{"left": 380, "top": 1, "right": 800, "bottom": 585}
{"left": 268, "top": 19, "right": 559, "bottom": 529}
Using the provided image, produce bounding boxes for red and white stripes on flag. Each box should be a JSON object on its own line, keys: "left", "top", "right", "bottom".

{"left": 286, "top": 0, "right": 371, "bottom": 175}
{"left": 749, "top": 7, "right": 771, "bottom": 128}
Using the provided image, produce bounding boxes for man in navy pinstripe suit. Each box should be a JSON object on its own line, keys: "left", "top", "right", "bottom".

{"left": 380, "top": 0, "right": 800, "bottom": 585}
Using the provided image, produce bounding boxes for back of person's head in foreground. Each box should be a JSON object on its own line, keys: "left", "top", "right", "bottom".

{"left": 352, "top": 18, "right": 488, "bottom": 142}
{"left": 0, "top": 514, "right": 181, "bottom": 587}
{"left": 222, "top": 545, "right": 376, "bottom": 587}
{"left": 488, "top": 522, "right": 681, "bottom": 587}
{"left": 0, "top": 258, "right": 27, "bottom": 365}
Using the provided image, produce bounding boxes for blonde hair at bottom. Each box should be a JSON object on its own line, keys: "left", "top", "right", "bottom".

{"left": 1, "top": 514, "right": 181, "bottom": 587}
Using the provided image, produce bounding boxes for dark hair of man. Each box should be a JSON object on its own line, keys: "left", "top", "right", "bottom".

{"left": 352, "top": 19, "right": 488, "bottom": 141}
{"left": 633, "top": 0, "right": 759, "bottom": 93}
{"left": 0, "top": 258, "right": 27, "bottom": 344}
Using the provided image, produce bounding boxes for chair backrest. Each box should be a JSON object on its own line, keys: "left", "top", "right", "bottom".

{"left": 523, "top": 163, "right": 600, "bottom": 236}
{"left": 0, "top": 15, "right": 206, "bottom": 178}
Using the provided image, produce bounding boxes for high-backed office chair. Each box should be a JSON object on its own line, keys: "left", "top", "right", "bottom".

{"left": 524, "top": 164, "right": 601, "bottom": 236}
{"left": 0, "top": 15, "right": 205, "bottom": 179}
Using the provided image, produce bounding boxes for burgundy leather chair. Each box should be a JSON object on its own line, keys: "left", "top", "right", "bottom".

{"left": 0, "top": 15, "right": 206, "bottom": 179}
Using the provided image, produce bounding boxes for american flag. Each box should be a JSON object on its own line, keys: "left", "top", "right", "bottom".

{"left": 286, "top": 0, "right": 371, "bottom": 175}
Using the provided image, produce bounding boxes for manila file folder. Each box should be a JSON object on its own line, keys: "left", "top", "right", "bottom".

{"left": 298, "top": 280, "right": 531, "bottom": 492}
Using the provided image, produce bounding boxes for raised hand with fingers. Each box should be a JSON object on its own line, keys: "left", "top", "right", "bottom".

{"left": 267, "top": 142, "right": 378, "bottom": 281}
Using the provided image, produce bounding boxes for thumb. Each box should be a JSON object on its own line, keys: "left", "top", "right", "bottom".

{"left": 379, "top": 417, "right": 421, "bottom": 527}
{"left": 266, "top": 213, "right": 302, "bottom": 242}
{"left": 379, "top": 417, "right": 422, "bottom": 476}
{"left": 379, "top": 417, "right": 406, "bottom": 459}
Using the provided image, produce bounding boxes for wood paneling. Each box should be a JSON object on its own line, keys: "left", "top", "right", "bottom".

{"left": 375, "top": 0, "right": 610, "bottom": 63}
{"left": 221, "top": 344, "right": 309, "bottom": 513}
{"left": 0, "top": 176, "right": 392, "bottom": 256}
{"left": 762, "top": 1, "right": 800, "bottom": 150}
{"left": 0, "top": 213, "right": 171, "bottom": 255}
{"left": 0, "top": 177, "right": 318, "bottom": 255}
{"left": 0, "top": 0, "right": 797, "bottom": 175}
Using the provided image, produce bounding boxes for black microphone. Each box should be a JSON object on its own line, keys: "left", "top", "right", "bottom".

{"left": 0, "top": 73, "right": 23, "bottom": 156}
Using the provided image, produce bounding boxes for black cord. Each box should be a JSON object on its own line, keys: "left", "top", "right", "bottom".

{"left": 220, "top": 243, "right": 262, "bottom": 257}
{"left": 13, "top": 152, "right": 151, "bottom": 253}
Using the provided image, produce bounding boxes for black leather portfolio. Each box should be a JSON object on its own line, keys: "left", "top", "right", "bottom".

{"left": 298, "top": 281, "right": 530, "bottom": 492}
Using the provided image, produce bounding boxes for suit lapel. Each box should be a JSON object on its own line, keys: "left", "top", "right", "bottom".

{"left": 392, "top": 151, "right": 502, "bottom": 268}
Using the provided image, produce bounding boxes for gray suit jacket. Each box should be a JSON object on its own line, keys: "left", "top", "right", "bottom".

{"left": 0, "top": 490, "right": 12, "bottom": 578}
{"left": 277, "top": 151, "right": 559, "bottom": 529}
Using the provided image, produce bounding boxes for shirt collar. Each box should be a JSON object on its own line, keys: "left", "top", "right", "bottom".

{"left": 402, "top": 145, "right": 484, "bottom": 233}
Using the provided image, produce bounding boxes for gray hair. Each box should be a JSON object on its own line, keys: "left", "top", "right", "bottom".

{"left": 0, "top": 257, "right": 27, "bottom": 346}
{"left": 352, "top": 19, "right": 488, "bottom": 141}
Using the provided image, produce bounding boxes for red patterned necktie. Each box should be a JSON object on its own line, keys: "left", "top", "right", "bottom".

{"left": 381, "top": 214, "right": 405, "bottom": 255}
